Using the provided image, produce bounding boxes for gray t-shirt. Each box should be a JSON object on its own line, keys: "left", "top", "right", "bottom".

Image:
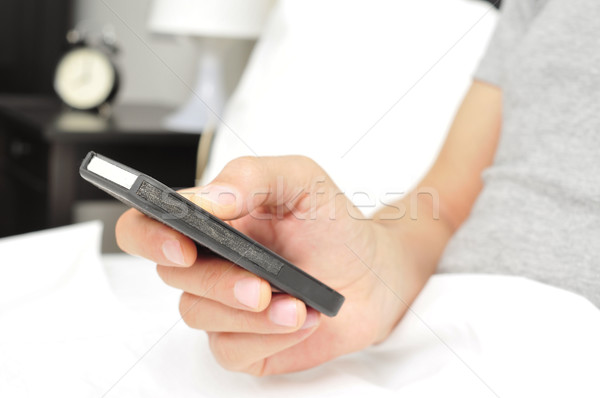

{"left": 438, "top": 0, "right": 600, "bottom": 306}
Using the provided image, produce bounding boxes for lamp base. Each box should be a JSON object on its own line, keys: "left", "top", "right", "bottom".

{"left": 162, "top": 93, "right": 211, "bottom": 133}
{"left": 163, "top": 38, "right": 226, "bottom": 133}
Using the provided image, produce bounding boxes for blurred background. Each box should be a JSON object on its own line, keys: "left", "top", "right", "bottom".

{"left": 0, "top": 0, "right": 256, "bottom": 108}
{"left": 0, "top": 0, "right": 261, "bottom": 251}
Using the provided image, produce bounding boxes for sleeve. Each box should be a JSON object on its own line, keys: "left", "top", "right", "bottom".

{"left": 474, "top": 0, "right": 538, "bottom": 87}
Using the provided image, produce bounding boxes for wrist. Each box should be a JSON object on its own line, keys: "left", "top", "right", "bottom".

{"left": 368, "top": 220, "right": 435, "bottom": 343}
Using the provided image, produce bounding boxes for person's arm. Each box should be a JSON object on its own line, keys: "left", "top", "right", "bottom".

{"left": 374, "top": 80, "right": 502, "bottom": 327}
{"left": 115, "top": 79, "right": 501, "bottom": 375}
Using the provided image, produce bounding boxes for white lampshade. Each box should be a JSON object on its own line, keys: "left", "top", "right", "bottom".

{"left": 148, "top": 0, "right": 276, "bottom": 39}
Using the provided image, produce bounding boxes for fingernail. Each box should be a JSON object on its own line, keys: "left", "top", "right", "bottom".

{"left": 162, "top": 239, "right": 186, "bottom": 266}
{"left": 301, "top": 309, "right": 320, "bottom": 330}
{"left": 234, "top": 278, "right": 261, "bottom": 309}
{"left": 269, "top": 298, "right": 298, "bottom": 327}
{"left": 200, "top": 185, "right": 238, "bottom": 206}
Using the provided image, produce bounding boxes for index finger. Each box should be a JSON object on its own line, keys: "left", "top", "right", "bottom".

{"left": 196, "top": 156, "right": 340, "bottom": 221}
{"left": 115, "top": 207, "right": 197, "bottom": 267}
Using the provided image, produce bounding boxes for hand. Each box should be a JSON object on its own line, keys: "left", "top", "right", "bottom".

{"left": 116, "top": 156, "right": 425, "bottom": 375}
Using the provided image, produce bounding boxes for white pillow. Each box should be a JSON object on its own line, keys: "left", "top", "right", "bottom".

{"left": 202, "top": 0, "right": 498, "bottom": 214}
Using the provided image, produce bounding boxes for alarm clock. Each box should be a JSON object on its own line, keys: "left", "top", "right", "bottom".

{"left": 54, "top": 30, "right": 120, "bottom": 112}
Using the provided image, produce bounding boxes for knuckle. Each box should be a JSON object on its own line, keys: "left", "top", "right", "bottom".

{"left": 232, "top": 310, "right": 253, "bottom": 331}
{"left": 244, "top": 359, "right": 268, "bottom": 377}
{"left": 199, "top": 265, "right": 225, "bottom": 297}
{"left": 208, "top": 333, "right": 242, "bottom": 371}
{"left": 230, "top": 155, "right": 260, "bottom": 167}
{"left": 291, "top": 154, "right": 316, "bottom": 166}
{"left": 227, "top": 156, "right": 264, "bottom": 181}
{"left": 179, "top": 292, "right": 199, "bottom": 327}
{"left": 290, "top": 155, "right": 321, "bottom": 171}
{"left": 156, "top": 264, "right": 172, "bottom": 285}
{"left": 207, "top": 333, "right": 270, "bottom": 376}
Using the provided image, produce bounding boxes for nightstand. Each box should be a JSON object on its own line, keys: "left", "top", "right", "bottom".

{"left": 0, "top": 96, "right": 200, "bottom": 238}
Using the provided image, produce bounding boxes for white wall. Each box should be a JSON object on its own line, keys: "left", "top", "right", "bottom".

{"left": 74, "top": 0, "right": 255, "bottom": 106}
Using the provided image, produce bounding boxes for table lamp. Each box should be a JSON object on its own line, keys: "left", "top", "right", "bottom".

{"left": 148, "top": 0, "right": 275, "bottom": 133}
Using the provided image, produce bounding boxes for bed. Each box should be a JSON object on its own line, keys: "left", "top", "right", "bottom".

{"left": 1, "top": 222, "right": 599, "bottom": 396}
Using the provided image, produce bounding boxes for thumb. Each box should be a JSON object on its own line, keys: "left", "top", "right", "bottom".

{"left": 186, "top": 156, "right": 339, "bottom": 221}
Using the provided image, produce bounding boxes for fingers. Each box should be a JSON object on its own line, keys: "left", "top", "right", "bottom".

{"left": 207, "top": 314, "right": 320, "bottom": 374}
{"left": 115, "top": 208, "right": 197, "bottom": 267}
{"left": 160, "top": 256, "right": 320, "bottom": 332}
{"left": 156, "top": 256, "right": 272, "bottom": 312}
{"left": 114, "top": 186, "right": 228, "bottom": 267}
{"left": 179, "top": 292, "right": 320, "bottom": 334}
{"left": 116, "top": 156, "right": 334, "bottom": 263}
{"left": 115, "top": 156, "right": 337, "bottom": 265}
{"left": 188, "top": 156, "right": 341, "bottom": 221}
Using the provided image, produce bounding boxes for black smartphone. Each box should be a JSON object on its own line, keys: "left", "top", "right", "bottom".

{"left": 79, "top": 152, "right": 344, "bottom": 316}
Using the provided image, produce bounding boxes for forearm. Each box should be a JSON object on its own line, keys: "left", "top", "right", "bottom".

{"left": 377, "top": 80, "right": 501, "bottom": 277}
{"left": 367, "top": 81, "right": 501, "bottom": 336}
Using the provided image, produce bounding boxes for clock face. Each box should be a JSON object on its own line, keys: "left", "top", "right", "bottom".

{"left": 54, "top": 48, "right": 117, "bottom": 110}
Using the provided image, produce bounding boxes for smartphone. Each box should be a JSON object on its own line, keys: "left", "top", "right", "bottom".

{"left": 79, "top": 152, "right": 344, "bottom": 317}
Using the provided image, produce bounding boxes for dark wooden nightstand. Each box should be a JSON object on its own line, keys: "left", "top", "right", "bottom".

{"left": 0, "top": 96, "right": 200, "bottom": 237}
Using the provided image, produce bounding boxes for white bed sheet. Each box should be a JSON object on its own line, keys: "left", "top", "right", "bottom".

{"left": 1, "top": 222, "right": 599, "bottom": 397}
